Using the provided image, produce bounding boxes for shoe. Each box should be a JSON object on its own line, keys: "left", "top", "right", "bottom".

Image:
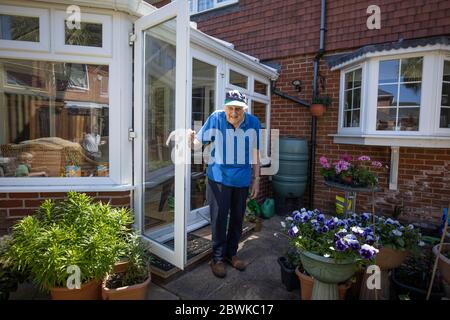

{"left": 209, "top": 260, "right": 226, "bottom": 278}
{"left": 225, "top": 256, "right": 247, "bottom": 271}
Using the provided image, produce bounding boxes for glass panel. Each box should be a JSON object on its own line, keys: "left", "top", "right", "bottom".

{"left": 65, "top": 21, "right": 102, "bottom": 47}
{"left": 376, "top": 107, "right": 397, "bottom": 131}
{"left": 345, "top": 72, "right": 353, "bottom": 90}
{"left": 377, "top": 84, "right": 398, "bottom": 107}
{"left": 442, "top": 76, "right": 450, "bottom": 107}
{"left": 444, "top": 61, "right": 450, "bottom": 82}
{"left": 344, "top": 90, "right": 352, "bottom": 110}
{"left": 352, "top": 109, "right": 360, "bottom": 127}
{"left": 353, "top": 87, "right": 361, "bottom": 109}
{"left": 191, "top": 59, "right": 215, "bottom": 212}
{"left": 379, "top": 59, "right": 399, "bottom": 84}
{"left": 198, "top": 0, "right": 214, "bottom": 12}
{"left": 0, "top": 59, "right": 109, "bottom": 178}
{"left": 344, "top": 111, "right": 352, "bottom": 127}
{"left": 0, "top": 14, "right": 39, "bottom": 42}
{"left": 229, "top": 69, "right": 248, "bottom": 89}
{"left": 398, "top": 107, "right": 419, "bottom": 131}
{"left": 354, "top": 68, "right": 362, "bottom": 88}
{"left": 440, "top": 107, "right": 450, "bottom": 129}
{"left": 254, "top": 80, "right": 267, "bottom": 95}
{"left": 143, "top": 19, "right": 177, "bottom": 249}
{"left": 252, "top": 101, "right": 267, "bottom": 129}
{"left": 399, "top": 83, "right": 421, "bottom": 106}
{"left": 400, "top": 57, "right": 423, "bottom": 82}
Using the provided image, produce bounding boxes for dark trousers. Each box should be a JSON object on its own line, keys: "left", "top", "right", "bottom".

{"left": 207, "top": 179, "right": 249, "bottom": 262}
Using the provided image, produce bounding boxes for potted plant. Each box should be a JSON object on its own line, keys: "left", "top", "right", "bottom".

{"left": 102, "top": 233, "right": 152, "bottom": 300}
{"left": 277, "top": 249, "right": 301, "bottom": 292}
{"left": 282, "top": 208, "right": 379, "bottom": 300}
{"left": 64, "top": 148, "right": 81, "bottom": 177}
{"left": 310, "top": 96, "right": 332, "bottom": 117}
{"left": 432, "top": 242, "right": 450, "bottom": 285}
{"left": 319, "top": 154, "right": 385, "bottom": 188}
{"left": 246, "top": 199, "right": 262, "bottom": 232}
{"left": 391, "top": 237, "right": 445, "bottom": 300}
{"left": 0, "top": 235, "right": 29, "bottom": 300}
{"left": 6, "top": 192, "right": 133, "bottom": 300}
{"left": 358, "top": 215, "right": 423, "bottom": 300}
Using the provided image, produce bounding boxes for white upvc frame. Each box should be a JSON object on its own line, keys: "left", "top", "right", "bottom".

{"left": 336, "top": 50, "right": 450, "bottom": 144}
{"left": 338, "top": 63, "right": 365, "bottom": 135}
{"left": 0, "top": 8, "right": 133, "bottom": 190}
{"left": 434, "top": 54, "right": 450, "bottom": 135}
{"left": 53, "top": 10, "right": 113, "bottom": 57}
{"left": 226, "top": 62, "right": 250, "bottom": 93}
{"left": 189, "top": 0, "right": 238, "bottom": 15}
{"left": 133, "top": 0, "right": 190, "bottom": 270}
{"left": 0, "top": 4, "right": 50, "bottom": 52}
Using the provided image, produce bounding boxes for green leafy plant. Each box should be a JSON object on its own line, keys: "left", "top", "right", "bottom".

{"left": 0, "top": 235, "right": 29, "bottom": 300}
{"left": 105, "top": 233, "right": 152, "bottom": 289}
{"left": 311, "top": 95, "right": 332, "bottom": 107}
{"left": 6, "top": 192, "right": 133, "bottom": 291}
{"left": 245, "top": 199, "right": 262, "bottom": 223}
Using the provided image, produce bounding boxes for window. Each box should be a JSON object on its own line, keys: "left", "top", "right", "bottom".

{"left": 65, "top": 21, "right": 102, "bottom": 47}
{"left": 0, "top": 14, "right": 39, "bottom": 42}
{"left": 343, "top": 68, "right": 362, "bottom": 128}
{"left": 376, "top": 57, "right": 422, "bottom": 131}
{"left": 189, "top": 0, "right": 238, "bottom": 15}
{"left": 440, "top": 60, "right": 450, "bottom": 129}
{"left": 0, "top": 59, "right": 109, "bottom": 178}
{"left": 229, "top": 69, "right": 248, "bottom": 89}
{"left": 254, "top": 79, "right": 268, "bottom": 96}
{"left": 0, "top": 5, "right": 49, "bottom": 52}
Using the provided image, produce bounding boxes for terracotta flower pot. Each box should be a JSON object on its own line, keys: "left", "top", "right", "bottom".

{"left": 113, "top": 260, "right": 130, "bottom": 274}
{"left": 50, "top": 279, "right": 101, "bottom": 300}
{"left": 102, "top": 273, "right": 151, "bottom": 300}
{"left": 310, "top": 104, "right": 325, "bottom": 117}
{"left": 359, "top": 247, "right": 408, "bottom": 300}
{"left": 433, "top": 243, "right": 450, "bottom": 284}
{"left": 295, "top": 267, "right": 350, "bottom": 300}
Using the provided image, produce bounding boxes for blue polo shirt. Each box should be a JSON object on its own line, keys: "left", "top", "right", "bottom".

{"left": 196, "top": 110, "right": 261, "bottom": 188}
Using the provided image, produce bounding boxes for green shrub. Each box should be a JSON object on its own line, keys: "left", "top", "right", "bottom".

{"left": 7, "top": 191, "right": 134, "bottom": 291}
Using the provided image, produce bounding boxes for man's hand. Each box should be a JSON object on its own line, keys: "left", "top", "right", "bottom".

{"left": 249, "top": 178, "right": 260, "bottom": 199}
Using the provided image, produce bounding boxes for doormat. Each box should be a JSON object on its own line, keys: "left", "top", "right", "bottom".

{"left": 149, "top": 234, "right": 212, "bottom": 272}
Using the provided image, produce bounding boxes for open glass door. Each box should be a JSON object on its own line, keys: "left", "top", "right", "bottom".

{"left": 133, "top": 0, "right": 190, "bottom": 269}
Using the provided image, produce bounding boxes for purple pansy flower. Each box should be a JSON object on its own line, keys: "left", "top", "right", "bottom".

{"left": 357, "top": 155, "right": 371, "bottom": 161}
{"left": 335, "top": 239, "right": 349, "bottom": 252}
{"left": 346, "top": 238, "right": 361, "bottom": 251}
{"left": 317, "top": 214, "right": 325, "bottom": 223}
{"left": 359, "top": 244, "right": 379, "bottom": 259}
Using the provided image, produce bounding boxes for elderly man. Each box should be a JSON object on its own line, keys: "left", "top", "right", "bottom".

{"left": 189, "top": 90, "right": 261, "bottom": 278}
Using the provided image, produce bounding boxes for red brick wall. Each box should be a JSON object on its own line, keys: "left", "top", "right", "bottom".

{"left": 189, "top": 0, "right": 450, "bottom": 60}
{"left": 0, "top": 191, "right": 132, "bottom": 235}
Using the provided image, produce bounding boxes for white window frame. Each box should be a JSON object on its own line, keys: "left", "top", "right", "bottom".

{"left": 53, "top": 10, "right": 112, "bottom": 57}
{"left": 0, "top": 5, "right": 50, "bottom": 52}
{"left": 226, "top": 62, "right": 250, "bottom": 93}
{"left": 338, "top": 64, "right": 365, "bottom": 135}
{"left": 335, "top": 50, "right": 450, "bottom": 147}
{"left": 190, "top": 0, "right": 238, "bottom": 15}
{"left": 435, "top": 55, "right": 450, "bottom": 135}
{"left": 0, "top": 9, "right": 132, "bottom": 190}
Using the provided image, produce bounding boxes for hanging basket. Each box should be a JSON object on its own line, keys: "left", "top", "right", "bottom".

{"left": 310, "top": 104, "right": 326, "bottom": 117}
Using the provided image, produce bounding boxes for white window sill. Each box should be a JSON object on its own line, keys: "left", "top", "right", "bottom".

{"left": 0, "top": 184, "right": 135, "bottom": 193}
{"left": 330, "top": 134, "right": 450, "bottom": 148}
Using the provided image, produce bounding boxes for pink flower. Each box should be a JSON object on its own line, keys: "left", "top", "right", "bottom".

{"left": 357, "top": 155, "right": 371, "bottom": 161}
{"left": 340, "top": 154, "right": 353, "bottom": 162}
{"left": 320, "top": 156, "right": 330, "bottom": 169}
{"left": 335, "top": 160, "right": 350, "bottom": 174}
{"left": 371, "top": 161, "right": 382, "bottom": 168}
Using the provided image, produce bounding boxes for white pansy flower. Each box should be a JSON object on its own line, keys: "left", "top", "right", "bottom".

{"left": 281, "top": 221, "right": 286, "bottom": 228}
{"left": 292, "top": 226, "right": 299, "bottom": 234}
{"left": 392, "top": 229, "right": 403, "bottom": 237}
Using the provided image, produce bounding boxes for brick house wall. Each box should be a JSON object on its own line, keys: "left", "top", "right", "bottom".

{"left": 179, "top": 0, "right": 450, "bottom": 226}
{"left": 0, "top": 191, "right": 132, "bottom": 236}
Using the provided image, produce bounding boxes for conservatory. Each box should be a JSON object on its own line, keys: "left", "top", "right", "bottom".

{"left": 0, "top": 0, "right": 278, "bottom": 270}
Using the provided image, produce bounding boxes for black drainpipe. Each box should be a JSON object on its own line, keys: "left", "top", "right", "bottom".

{"left": 310, "top": 0, "right": 326, "bottom": 208}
